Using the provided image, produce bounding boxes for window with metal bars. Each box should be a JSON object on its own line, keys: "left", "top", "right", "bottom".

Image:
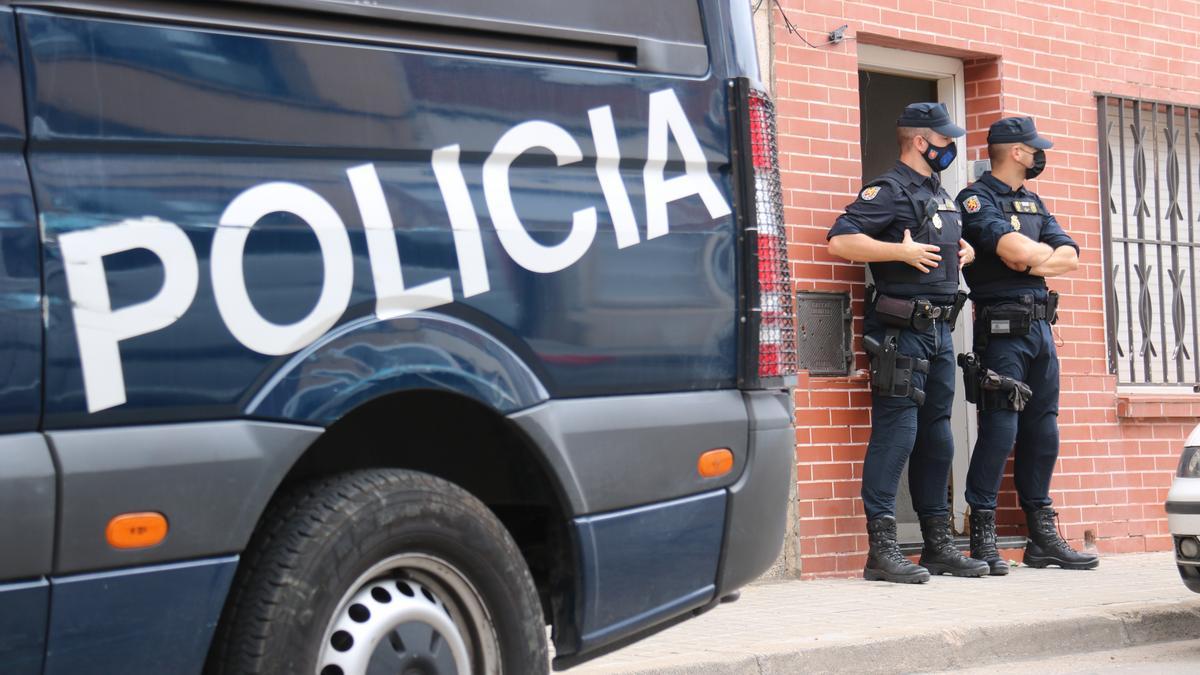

{"left": 1098, "top": 95, "right": 1200, "bottom": 387}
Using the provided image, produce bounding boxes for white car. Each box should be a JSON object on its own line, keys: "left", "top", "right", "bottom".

{"left": 1166, "top": 423, "right": 1200, "bottom": 593}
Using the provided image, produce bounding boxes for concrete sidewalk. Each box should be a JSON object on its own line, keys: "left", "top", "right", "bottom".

{"left": 571, "top": 552, "right": 1200, "bottom": 674}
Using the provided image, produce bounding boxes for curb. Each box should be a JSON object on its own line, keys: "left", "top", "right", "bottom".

{"left": 588, "top": 601, "right": 1200, "bottom": 674}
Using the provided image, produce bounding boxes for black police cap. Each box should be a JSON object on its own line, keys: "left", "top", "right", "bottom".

{"left": 896, "top": 102, "right": 965, "bottom": 138}
{"left": 987, "top": 116, "right": 1053, "bottom": 149}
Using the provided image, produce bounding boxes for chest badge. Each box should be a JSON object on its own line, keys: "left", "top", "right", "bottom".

{"left": 932, "top": 213, "right": 943, "bottom": 229}
{"left": 1010, "top": 214, "right": 1022, "bottom": 231}
{"left": 861, "top": 186, "right": 881, "bottom": 201}
{"left": 964, "top": 195, "right": 981, "bottom": 213}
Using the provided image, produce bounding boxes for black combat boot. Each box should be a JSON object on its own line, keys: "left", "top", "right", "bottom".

{"left": 969, "top": 509, "right": 1009, "bottom": 576}
{"left": 1024, "top": 507, "right": 1099, "bottom": 570}
{"left": 865, "top": 516, "right": 930, "bottom": 583}
{"left": 918, "top": 514, "right": 989, "bottom": 577}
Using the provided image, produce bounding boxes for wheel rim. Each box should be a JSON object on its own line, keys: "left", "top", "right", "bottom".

{"left": 317, "top": 553, "right": 501, "bottom": 675}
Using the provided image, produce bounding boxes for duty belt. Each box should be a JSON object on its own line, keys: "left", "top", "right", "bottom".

{"left": 921, "top": 302, "right": 957, "bottom": 321}
{"left": 974, "top": 291, "right": 1060, "bottom": 349}
{"left": 920, "top": 291, "right": 969, "bottom": 327}
{"left": 977, "top": 290, "right": 1059, "bottom": 324}
{"left": 867, "top": 286, "right": 967, "bottom": 330}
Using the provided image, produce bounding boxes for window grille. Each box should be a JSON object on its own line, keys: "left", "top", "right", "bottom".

{"left": 1098, "top": 96, "right": 1200, "bottom": 387}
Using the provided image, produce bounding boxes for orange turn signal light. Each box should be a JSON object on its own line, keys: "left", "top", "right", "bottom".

{"left": 698, "top": 448, "right": 734, "bottom": 478}
{"left": 106, "top": 512, "right": 168, "bottom": 549}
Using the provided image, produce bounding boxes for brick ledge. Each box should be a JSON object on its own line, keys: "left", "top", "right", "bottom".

{"left": 1116, "top": 393, "right": 1200, "bottom": 419}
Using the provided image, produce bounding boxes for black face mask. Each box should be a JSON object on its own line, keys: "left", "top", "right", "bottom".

{"left": 921, "top": 139, "right": 957, "bottom": 173}
{"left": 1025, "top": 149, "right": 1046, "bottom": 179}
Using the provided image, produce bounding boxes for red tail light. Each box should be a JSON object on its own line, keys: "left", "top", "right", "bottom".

{"left": 743, "top": 87, "right": 797, "bottom": 382}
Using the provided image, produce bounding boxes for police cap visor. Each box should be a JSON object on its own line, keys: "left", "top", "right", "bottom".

{"left": 896, "top": 102, "right": 966, "bottom": 138}
{"left": 987, "top": 116, "right": 1053, "bottom": 149}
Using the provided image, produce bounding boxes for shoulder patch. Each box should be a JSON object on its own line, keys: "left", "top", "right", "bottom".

{"left": 964, "top": 195, "right": 981, "bottom": 213}
{"left": 861, "top": 186, "right": 881, "bottom": 201}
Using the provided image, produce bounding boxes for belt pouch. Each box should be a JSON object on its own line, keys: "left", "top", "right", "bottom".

{"left": 985, "top": 305, "right": 1031, "bottom": 337}
{"left": 874, "top": 294, "right": 916, "bottom": 329}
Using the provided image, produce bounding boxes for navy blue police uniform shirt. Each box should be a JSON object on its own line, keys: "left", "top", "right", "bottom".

{"left": 956, "top": 171, "right": 1078, "bottom": 302}
{"left": 829, "top": 161, "right": 937, "bottom": 243}
{"left": 827, "top": 161, "right": 957, "bottom": 302}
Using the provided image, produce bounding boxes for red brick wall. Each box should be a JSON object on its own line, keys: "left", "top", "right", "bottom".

{"left": 773, "top": 0, "right": 1200, "bottom": 577}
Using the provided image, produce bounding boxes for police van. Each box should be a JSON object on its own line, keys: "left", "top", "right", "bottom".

{"left": 0, "top": 1, "right": 797, "bottom": 673}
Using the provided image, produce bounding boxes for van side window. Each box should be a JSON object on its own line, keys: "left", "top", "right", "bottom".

{"left": 227, "top": 0, "right": 709, "bottom": 73}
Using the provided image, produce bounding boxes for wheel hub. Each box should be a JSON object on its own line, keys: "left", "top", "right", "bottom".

{"left": 319, "top": 578, "right": 468, "bottom": 675}
{"left": 317, "top": 554, "right": 500, "bottom": 675}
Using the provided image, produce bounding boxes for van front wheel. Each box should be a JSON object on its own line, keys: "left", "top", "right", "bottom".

{"left": 206, "top": 469, "right": 548, "bottom": 675}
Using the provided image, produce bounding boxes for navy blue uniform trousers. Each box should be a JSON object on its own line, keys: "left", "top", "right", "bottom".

{"left": 861, "top": 308, "right": 955, "bottom": 521}
{"left": 964, "top": 318, "right": 1059, "bottom": 512}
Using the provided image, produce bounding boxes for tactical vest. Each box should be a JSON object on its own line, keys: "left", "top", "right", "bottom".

{"left": 962, "top": 191, "right": 1050, "bottom": 299}
{"left": 866, "top": 175, "right": 962, "bottom": 299}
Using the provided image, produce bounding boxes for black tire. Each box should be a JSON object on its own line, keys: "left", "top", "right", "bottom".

{"left": 206, "top": 469, "right": 548, "bottom": 675}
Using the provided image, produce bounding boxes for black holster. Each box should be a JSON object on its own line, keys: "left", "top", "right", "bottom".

{"left": 865, "top": 329, "right": 929, "bottom": 405}
{"left": 957, "top": 352, "right": 983, "bottom": 404}
{"left": 947, "top": 291, "right": 968, "bottom": 330}
{"left": 958, "top": 351, "right": 1033, "bottom": 411}
{"left": 980, "top": 371, "right": 1033, "bottom": 411}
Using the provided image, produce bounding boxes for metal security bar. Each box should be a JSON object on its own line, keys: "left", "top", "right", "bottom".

{"left": 1098, "top": 96, "right": 1200, "bottom": 386}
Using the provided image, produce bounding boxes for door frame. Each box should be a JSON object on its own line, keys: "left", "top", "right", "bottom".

{"left": 857, "top": 45, "right": 968, "bottom": 196}
{"left": 857, "top": 44, "right": 977, "bottom": 532}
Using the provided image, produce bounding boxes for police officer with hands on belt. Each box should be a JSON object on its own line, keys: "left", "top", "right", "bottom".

{"left": 828, "top": 102, "right": 988, "bottom": 583}
{"left": 956, "top": 116, "right": 1099, "bottom": 574}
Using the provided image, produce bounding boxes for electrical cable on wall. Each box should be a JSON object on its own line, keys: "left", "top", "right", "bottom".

{"left": 770, "top": 0, "right": 853, "bottom": 48}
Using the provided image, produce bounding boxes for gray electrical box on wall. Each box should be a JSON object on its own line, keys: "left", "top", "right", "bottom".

{"left": 794, "top": 291, "right": 852, "bottom": 376}
{"left": 969, "top": 159, "right": 991, "bottom": 182}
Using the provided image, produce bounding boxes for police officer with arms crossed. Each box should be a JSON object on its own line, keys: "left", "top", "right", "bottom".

{"left": 956, "top": 116, "right": 1099, "bottom": 574}
{"left": 828, "top": 102, "right": 988, "bottom": 583}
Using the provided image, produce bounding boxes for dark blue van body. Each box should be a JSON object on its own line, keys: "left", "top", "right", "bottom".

{"left": 0, "top": 1, "right": 794, "bottom": 672}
